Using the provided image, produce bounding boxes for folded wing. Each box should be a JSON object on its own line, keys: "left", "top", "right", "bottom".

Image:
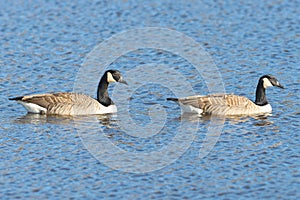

{"left": 177, "top": 94, "right": 259, "bottom": 115}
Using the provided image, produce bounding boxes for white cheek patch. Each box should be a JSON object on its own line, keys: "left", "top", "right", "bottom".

{"left": 263, "top": 78, "right": 273, "bottom": 88}
{"left": 107, "top": 72, "right": 117, "bottom": 83}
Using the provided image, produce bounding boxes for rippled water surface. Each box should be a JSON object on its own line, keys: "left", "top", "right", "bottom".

{"left": 1, "top": 0, "right": 299, "bottom": 199}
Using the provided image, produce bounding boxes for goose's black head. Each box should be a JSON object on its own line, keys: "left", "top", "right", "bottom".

{"left": 259, "top": 75, "right": 284, "bottom": 89}
{"left": 105, "top": 70, "right": 128, "bottom": 85}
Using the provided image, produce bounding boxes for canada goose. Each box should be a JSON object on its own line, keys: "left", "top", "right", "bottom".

{"left": 167, "top": 75, "right": 284, "bottom": 116}
{"left": 9, "top": 70, "right": 127, "bottom": 115}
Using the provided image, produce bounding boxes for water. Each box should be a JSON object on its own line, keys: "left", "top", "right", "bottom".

{"left": 1, "top": 0, "right": 299, "bottom": 199}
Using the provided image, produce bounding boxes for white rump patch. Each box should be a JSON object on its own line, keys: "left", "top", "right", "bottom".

{"left": 107, "top": 72, "right": 116, "bottom": 83}
{"left": 180, "top": 103, "right": 203, "bottom": 115}
{"left": 18, "top": 101, "right": 47, "bottom": 114}
{"left": 263, "top": 78, "right": 273, "bottom": 88}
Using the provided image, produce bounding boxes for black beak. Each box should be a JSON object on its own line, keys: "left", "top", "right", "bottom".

{"left": 277, "top": 83, "right": 284, "bottom": 89}
{"left": 119, "top": 78, "right": 128, "bottom": 85}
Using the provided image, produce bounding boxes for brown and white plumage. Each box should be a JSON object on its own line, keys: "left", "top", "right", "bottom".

{"left": 9, "top": 70, "right": 127, "bottom": 115}
{"left": 168, "top": 94, "right": 272, "bottom": 116}
{"left": 10, "top": 92, "right": 113, "bottom": 115}
{"left": 167, "top": 75, "right": 284, "bottom": 116}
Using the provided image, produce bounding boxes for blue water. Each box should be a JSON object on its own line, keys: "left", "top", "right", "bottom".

{"left": 1, "top": 0, "right": 300, "bottom": 199}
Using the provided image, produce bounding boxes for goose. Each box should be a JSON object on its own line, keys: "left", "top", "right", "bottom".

{"left": 167, "top": 75, "right": 284, "bottom": 116}
{"left": 9, "top": 70, "right": 127, "bottom": 115}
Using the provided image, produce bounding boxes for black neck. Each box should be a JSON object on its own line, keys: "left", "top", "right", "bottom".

{"left": 255, "top": 79, "right": 268, "bottom": 106}
{"left": 97, "top": 74, "right": 113, "bottom": 107}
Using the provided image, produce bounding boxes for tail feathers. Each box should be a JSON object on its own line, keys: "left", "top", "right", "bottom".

{"left": 9, "top": 96, "right": 24, "bottom": 101}
{"left": 166, "top": 97, "right": 179, "bottom": 102}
